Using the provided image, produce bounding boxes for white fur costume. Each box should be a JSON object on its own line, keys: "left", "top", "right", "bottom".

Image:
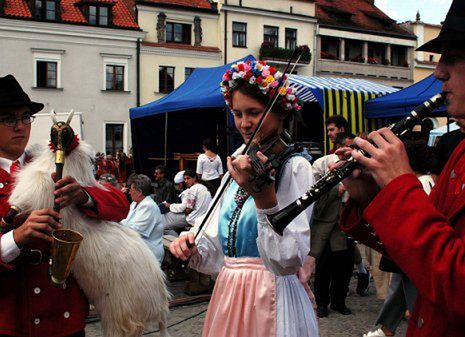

{"left": 9, "top": 141, "right": 171, "bottom": 337}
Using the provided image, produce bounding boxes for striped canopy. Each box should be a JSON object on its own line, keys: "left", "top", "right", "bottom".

{"left": 288, "top": 75, "right": 398, "bottom": 152}
{"left": 289, "top": 75, "right": 398, "bottom": 106}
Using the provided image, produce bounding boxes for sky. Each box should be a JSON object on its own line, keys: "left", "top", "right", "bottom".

{"left": 374, "top": 0, "right": 452, "bottom": 24}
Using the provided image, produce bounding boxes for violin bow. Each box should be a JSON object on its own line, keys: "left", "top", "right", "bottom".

{"left": 193, "top": 49, "right": 304, "bottom": 241}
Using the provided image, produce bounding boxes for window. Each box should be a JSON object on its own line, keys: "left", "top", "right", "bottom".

{"left": 33, "top": 49, "right": 63, "bottom": 88}
{"left": 166, "top": 22, "right": 191, "bottom": 44}
{"left": 101, "top": 54, "right": 130, "bottom": 91}
{"left": 185, "top": 67, "right": 194, "bottom": 80}
{"left": 285, "top": 28, "right": 297, "bottom": 50}
{"left": 34, "top": 0, "right": 57, "bottom": 20}
{"left": 391, "top": 45, "right": 408, "bottom": 67}
{"left": 106, "top": 65, "right": 124, "bottom": 91}
{"left": 264, "top": 26, "right": 279, "bottom": 48}
{"left": 232, "top": 22, "right": 247, "bottom": 47}
{"left": 367, "top": 42, "right": 386, "bottom": 64}
{"left": 321, "top": 36, "right": 340, "bottom": 60}
{"left": 105, "top": 123, "right": 124, "bottom": 155}
{"left": 36, "top": 61, "right": 57, "bottom": 88}
{"left": 429, "top": 55, "right": 435, "bottom": 62}
{"left": 159, "top": 66, "right": 175, "bottom": 93}
{"left": 88, "top": 5, "right": 109, "bottom": 26}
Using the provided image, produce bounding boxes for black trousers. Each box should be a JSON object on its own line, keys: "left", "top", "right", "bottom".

{"left": 314, "top": 239, "right": 355, "bottom": 307}
{"left": 0, "top": 331, "right": 84, "bottom": 337}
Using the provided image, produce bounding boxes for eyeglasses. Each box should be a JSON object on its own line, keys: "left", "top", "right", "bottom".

{"left": 0, "top": 115, "right": 35, "bottom": 127}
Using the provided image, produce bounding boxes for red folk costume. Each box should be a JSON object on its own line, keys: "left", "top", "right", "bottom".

{"left": 0, "top": 164, "right": 129, "bottom": 337}
{"left": 340, "top": 140, "right": 465, "bottom": 337}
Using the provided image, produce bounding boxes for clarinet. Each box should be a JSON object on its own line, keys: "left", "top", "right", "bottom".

{"left": 268, "top": 92, "right": 446, "bottom": 235}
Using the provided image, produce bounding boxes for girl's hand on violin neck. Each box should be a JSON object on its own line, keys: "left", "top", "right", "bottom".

{"left": 227, "top": 153, "right": 278, "bottom": 210}
{"left": 169, "top": 232, "right": 198, "bottom": 261}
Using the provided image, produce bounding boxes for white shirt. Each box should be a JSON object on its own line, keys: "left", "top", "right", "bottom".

{"left": 418, "top": 174, "right": 435, "bottom": 195}
{"left": 0, "top": 153, "right": 27, "bottom": 263}
{"left": 196, "top": 153, "right": 223, "bottom": 181}
{"left": 121, "top": 196, "right": 164, "bottom": 264}
{"left": 170, "top": 183, "right": 212, "bottom": 225}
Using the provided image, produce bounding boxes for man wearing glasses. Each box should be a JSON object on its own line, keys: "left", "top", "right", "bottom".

{"left": 0, "top": 75, "right": 129, "bottom": 336}
{"left": 338, "top": 0, "right": 465, "bottom": 336}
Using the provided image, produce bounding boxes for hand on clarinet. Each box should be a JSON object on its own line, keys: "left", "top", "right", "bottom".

{"left": 334, "top": 128, "right": 413, "bottom": 208}
{"left": 352, "top": 128, "right": 413, "bottom": 187}
{"left": 13, "top": 209, "right": 62, "bottom": 246}
{"left": 169, "top": 232, "right": 198, "bottom": 261}
{"left": 52, "top": 173, "right": 89, "bottom": 208}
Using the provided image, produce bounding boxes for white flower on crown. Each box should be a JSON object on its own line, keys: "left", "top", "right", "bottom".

{"left": 249, "top": 76, "right": 256, "bottom": 84}
{"left": 232, "top": 72, "right": 243, "bottom": 80}
{"left": 286, "top": 94, "right": 295, "bottom": 101}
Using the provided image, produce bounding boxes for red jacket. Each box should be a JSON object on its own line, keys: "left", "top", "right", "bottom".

{"left": 340, "top": 141, "right": 465, "bottom": 337}
{"left": 0, "top": 168, "right": 129, "bottom": 337}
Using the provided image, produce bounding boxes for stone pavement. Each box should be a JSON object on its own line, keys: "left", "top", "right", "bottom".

{"left": 86, "top": 278, "right": 408, "bottom": 337}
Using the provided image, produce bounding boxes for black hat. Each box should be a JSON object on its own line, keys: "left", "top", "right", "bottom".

{"left": 417, "top": 0, "right": 465, "bottom": 53}
{"left": 0, "top": 75, "right": 44, "bottom": 114}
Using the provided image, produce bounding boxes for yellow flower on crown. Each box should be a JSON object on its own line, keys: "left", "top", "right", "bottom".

{"left": 266, "top": 75, "right": 275, "bottom": 83}
{"left": 279, "top": 86, "right": 287, "bottom": 96}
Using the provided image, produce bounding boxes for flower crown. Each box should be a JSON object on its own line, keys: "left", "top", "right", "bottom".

{"left": 220, "top": 60, "right": 302, "bottom": 112}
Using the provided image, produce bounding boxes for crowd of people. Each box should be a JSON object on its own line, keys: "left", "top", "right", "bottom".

{"left": 1, "top": 1, "right": 464, "bottom": 336}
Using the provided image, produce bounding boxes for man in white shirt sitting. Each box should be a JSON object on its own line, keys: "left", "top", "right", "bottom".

{"left": 163, "top": 169, "right": 212, "bottom": 237}
{"left": 121, "top": 174, "right": 164, "bottom": 264}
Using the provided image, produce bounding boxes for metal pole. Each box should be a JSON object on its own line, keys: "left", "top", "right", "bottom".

{"left": 164, "top": 112, "right": 168, "bottom": 166}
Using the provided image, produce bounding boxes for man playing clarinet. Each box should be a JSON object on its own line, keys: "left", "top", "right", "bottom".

{"left": 0, "top": 74, "right": 129, "bottom": 337}
{"left": 338, "top": 1, "right": 465, "bottom": 336}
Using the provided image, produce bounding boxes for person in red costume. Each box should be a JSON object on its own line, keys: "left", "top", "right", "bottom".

{"left": 336, "top": 1, "right": 465, "bottom": 336}
{"left": 0, "top": 74, "right": 129, "bottom": 337}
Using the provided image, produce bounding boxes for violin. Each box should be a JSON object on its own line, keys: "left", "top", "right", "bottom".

{"left": 247, "top": 131, "right": 302, "bottom": 193}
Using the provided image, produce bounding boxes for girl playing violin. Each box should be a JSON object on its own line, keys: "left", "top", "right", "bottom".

{"left": 169, "top": 60, "right": 318, "bottom": 337}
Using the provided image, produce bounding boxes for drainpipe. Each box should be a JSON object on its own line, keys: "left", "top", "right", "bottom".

{"left": 137, "top": 38, "right": 141, "bottom": 107}
{"left": 313, "top": 23, "right": 319, "bottom": 75}
{"left": 223, "top": 0, "right": 228, "bottom": 65}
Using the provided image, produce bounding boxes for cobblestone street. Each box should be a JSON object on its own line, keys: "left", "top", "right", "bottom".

{"left": 86, "top": 278, "right": 408, "bottom": 337}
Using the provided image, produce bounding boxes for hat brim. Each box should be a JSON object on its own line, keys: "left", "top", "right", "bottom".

{"left": 416, "top": 38, "right": 443, "bottom": 53}
{"left": 0, "top": 101, "right": 44, "bottom": 115}
{"left": 30, "top": 101, "right": 44, "bottom": 114}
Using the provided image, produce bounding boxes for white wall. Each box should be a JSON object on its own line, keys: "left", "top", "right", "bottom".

{"left": 0, "top": 18, "right": 144, "bottom": 154}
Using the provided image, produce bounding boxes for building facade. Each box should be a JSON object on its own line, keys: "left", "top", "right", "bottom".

{"left": 137, "top": 0, "right": 222, "bottom": 105}
{"left": 401, "top": 13, "right": 442, "bottom": 83}
{"left": 218, "top": 0, "right": 317, "bottom": 75}
{"left": 315, "top": 0, "right": 416, "bottom": 88}
{"left": 136, "top": 0, "right": 317, "bottom": 106}
{"left": 0, "top": 0, "right": 144, "bottom": 155}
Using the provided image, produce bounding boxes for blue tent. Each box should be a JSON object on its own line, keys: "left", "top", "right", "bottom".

{"left": 130, "top": 55, "right": 255, "bottom": 119}
{"left": 365, "top": 74, "right": 446, "bottom": 118}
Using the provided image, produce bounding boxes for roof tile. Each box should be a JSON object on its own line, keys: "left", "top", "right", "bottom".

{"left": 3, "top": 0, "right": 138, "bottom": 28}
{"left": 316, "top": 0, "right": 414, "bottom": 37}
{"left": 4, "top": 0, "right": 31, "bottom": 18}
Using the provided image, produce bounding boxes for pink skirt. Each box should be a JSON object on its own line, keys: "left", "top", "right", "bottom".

{"left": 202, "top": 257, "right": 277, "bottom": 337}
